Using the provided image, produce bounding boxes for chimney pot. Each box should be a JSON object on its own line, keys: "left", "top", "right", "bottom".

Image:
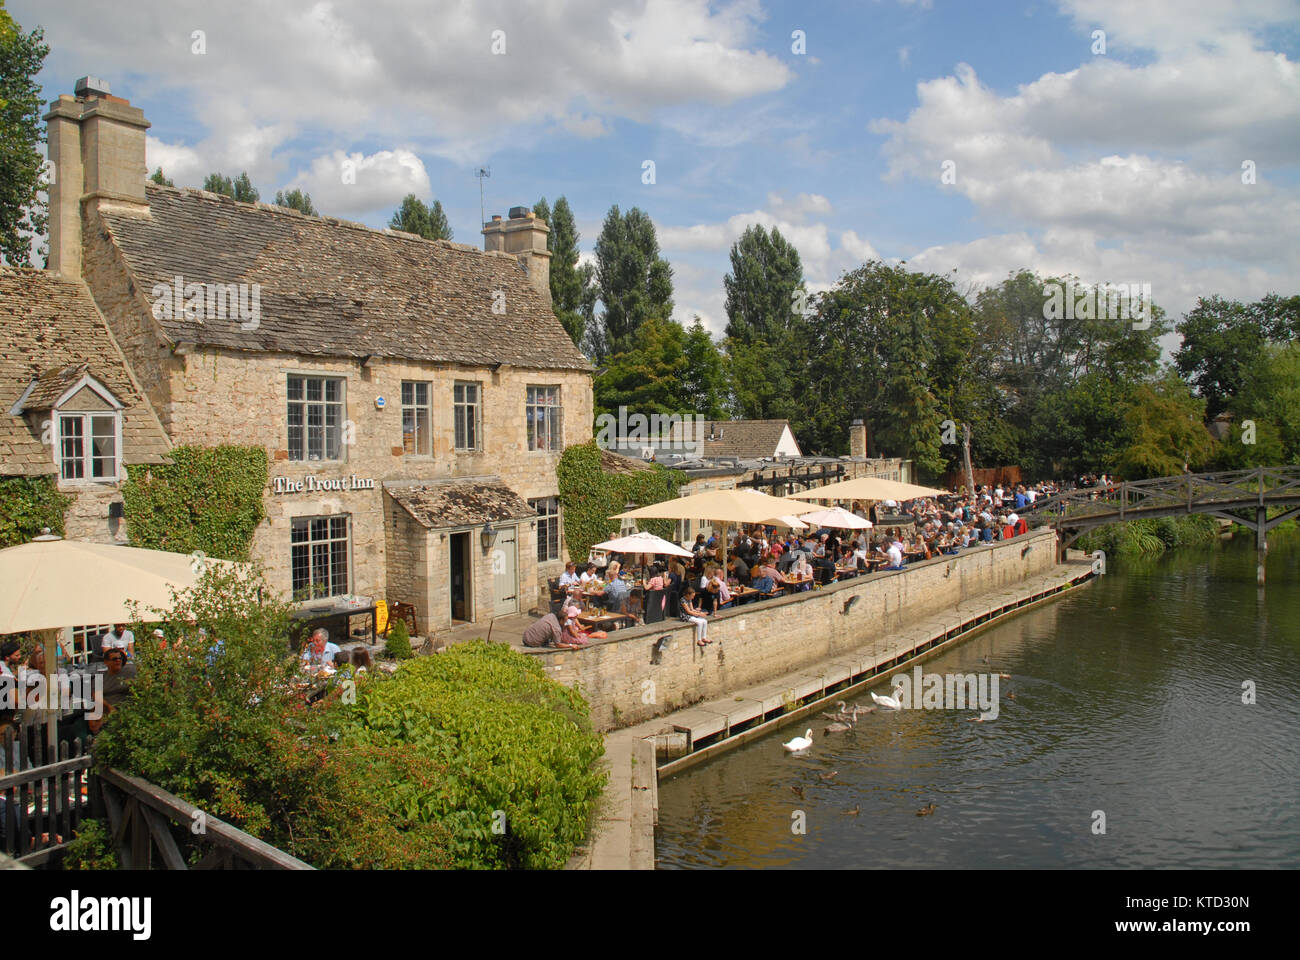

{"left": 491, "top": 215, "right": 502, "bottom": 222}
{"left": 508, "top": 206, "right": 530, "bottom": 220}
{"left": 75, "top": 75, "right": 111, "bottom": 98}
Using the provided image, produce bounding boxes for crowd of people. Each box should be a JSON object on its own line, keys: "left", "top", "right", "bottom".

{"left": 522, "top": 480, "right": 1063, "bottom": 650}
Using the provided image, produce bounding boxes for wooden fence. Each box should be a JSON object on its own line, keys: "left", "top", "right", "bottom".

{"left": 1, "top": 726, "right": 93, "bottom": 867}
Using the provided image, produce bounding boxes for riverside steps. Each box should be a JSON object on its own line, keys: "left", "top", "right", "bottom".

{"left": 559, "top": 530, "right": 1096, "bottom": 869}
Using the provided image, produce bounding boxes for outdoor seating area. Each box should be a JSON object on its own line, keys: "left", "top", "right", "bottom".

{"left": 523, "top": 479, "right": 1057, "bottom": 650}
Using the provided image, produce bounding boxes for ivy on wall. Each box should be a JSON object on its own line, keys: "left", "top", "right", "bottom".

{"left": 0, "top": 476, "right": 71, "bottom": 548}
{"left": 122, "top": 445, "right": 269, "bottom": 561}
{"left": 555, "top": 441, "right": 683, "bottom": 563}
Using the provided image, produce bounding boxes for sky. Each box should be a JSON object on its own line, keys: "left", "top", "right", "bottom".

{"left": 14, "top": 0, "right": 1300, "bottom": 338}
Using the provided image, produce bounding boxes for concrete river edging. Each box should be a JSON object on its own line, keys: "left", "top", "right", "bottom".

{"left": 555, "top": 529, "right": 1096, "bottom": 868}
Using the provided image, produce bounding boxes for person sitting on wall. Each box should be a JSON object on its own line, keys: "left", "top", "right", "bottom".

{"left": 560, "top": 606, "right": 594, "bottom": 647}
{"left": 679, "top": 587, "right": 711, "bottom": 646}
{"left": 523, "top": 611, "right": 568, "bottom": 648}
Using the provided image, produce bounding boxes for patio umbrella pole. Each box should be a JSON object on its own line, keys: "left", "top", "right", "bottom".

{"left": 41, "top": 628, "right": 58, "bottom": 754}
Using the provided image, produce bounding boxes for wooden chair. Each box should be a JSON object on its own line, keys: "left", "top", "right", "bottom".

{"left": 388, "top": 602, "right": 418, "bottom": 637}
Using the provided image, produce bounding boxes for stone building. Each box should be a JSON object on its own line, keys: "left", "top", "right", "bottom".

{"left": 0, "top": 268, "right": 172, "bottom": 543}
{"left": 39, "top": 77, "right": 592, "bottom": 632}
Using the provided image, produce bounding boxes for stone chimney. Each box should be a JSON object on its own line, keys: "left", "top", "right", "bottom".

{"left": 849, "top": 418, "right": 869, "bottom": 458}
{"left": 481, "top": 206, "right": 552, "bottom": 307}
{"left": 43, "top": 77, "right": 151, "bottom": 277}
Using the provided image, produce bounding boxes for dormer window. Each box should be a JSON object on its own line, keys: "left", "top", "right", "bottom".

{"left": 10, "top": 366, "right": 124, "bottom": 484}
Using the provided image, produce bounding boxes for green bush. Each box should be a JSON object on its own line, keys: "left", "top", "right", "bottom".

{"left": 61, "top": 819, "right": 118, "bottom": 871}
{"left": 1077, "top": 514, "right": 1220, "bottom": 556}
{"left": 329, "top": 640, "right": 606, "bottom": 869}
{"left": 122, "top": 445, "right": 268, "bottom": 560}
{"left": 384, "top": 617, "right": 414, "bottom": 660}
{"left": 556, "top": 440, "right": 683, "bottom": 562}
{"left": 0, "top": 475, "right": 70, "bottom": 547}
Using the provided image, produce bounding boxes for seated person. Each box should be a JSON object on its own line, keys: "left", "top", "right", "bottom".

{"left": 603, "top": 561, "right": 630, "bottom": 612}
{"left": 704, "top": 565, "right": 732, "bottom": 607}
{"left": 645, "top": 564, "right": 666, "bottom": 591}
{"left": 558, "top": 561, "right": 581, "bottom": 589}
{"left": 759, "top": 559, "right": 788, "bottom": 585}
{"left": 301, "top": 628, "right": 341, "bottom": 670}
{"left": 727, "top": 554, "right": 750, "bottom": 585}
{"left": 560, "top": 606, "right": 593, "bottom": 647}
{"left": 100, "top": 623, "right": 135, "bottom": 660}
{"left": 678, "top": 587, "right": 711, "bottom": 646}
{"left": 751, "top": 568, "right": 778, "bottom": 594}
{"left": 523, "top": 612, "right": 566, "bottom": 648}
{"left": 886, "top": 539, "right": 905, "bottom": 570}
{"left": 579, "top": 562, "right": 600, "bottom": 586}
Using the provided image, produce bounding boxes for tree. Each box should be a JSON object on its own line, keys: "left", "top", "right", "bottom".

{"left": 681, "top": 318, "right": 728, "bottom": 419}
{"left": 388, "top": 193, "right": 452, "bottom": 241}
{"left": 534, "top": 196, "right": 592, "bottom": 348}
{"left": 591, "top": 205, "right": 673, "bottom": 360}
{"left": 274, "top": 188, "right": 317, "bottom": 216}
{"left": 149, "top": 167, "right": 174, "bottom": 187}
{"left": 722, "top": 224, "right": 806, "bottom": 420}
{"left": 203, "top": 171, "right": 259, "bottom": 203}
{"left": 0, "top": 2, "right": 49, "bottom": 266}
{"left": 1175, "top": 294, "right": 1296, "bottom": 420}
{"left": 1116, "top": 371, "right": 1216, "bottom": 479}
{"left": 592, "top": 315, "right": 688, "bottom": 417}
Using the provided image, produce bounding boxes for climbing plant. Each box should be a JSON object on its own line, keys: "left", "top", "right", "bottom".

{"left": 0, "top": 476, "right": 70, "bottom": 547}
{"left": 555, "top": 441, "right": 683, "bottom": 562}
{"left": 122, "top": 445, "right": 268, "bottom": 560}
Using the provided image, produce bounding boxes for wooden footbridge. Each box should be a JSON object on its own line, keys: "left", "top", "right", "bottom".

{"left": 1033, "top": 466, "right": 1300, "bottom": 583}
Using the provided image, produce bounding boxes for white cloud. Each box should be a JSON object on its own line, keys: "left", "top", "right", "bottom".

{"left": 284, "top": 149, "right": 432, "bottom": 217}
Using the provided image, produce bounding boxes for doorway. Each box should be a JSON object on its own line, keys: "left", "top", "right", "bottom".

{"left": 450, "top": 531, "right": 472, "bottom": 623}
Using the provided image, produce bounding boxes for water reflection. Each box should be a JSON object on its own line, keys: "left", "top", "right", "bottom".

{"left": 656, "top": 532, "right": 1300, "bottom": 869}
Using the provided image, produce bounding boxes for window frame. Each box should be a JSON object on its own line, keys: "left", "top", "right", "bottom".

{"left": 290, "top": 514, "right": 353, "bottom": 600}
{"left": 529, "top": 496, "right": 561, "bottom": 562}
{"left": 287, "top": 374, "right": 347, "bottom": 463}
{"left": 56, "top": 410, "right": 122, "bottom": 484}
{"left": 400, "top": 380, "right": 433, "bottom": 457}
{"left": 525, "top": 385, "right": 563, "bottom": 452}
{"left": 453, "top": 381, "right": 483, "bottom": 452}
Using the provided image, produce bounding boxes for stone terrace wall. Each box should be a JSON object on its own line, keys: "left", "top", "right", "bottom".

{"left": 533, "top": 527, "right": 1058, "bottom": 732}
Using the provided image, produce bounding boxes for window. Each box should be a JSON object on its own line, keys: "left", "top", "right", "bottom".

{"left": 69, "top": 625, "right": 111, "bottom": 664}
{"left": 287, "top": 375, "right": 344, "bottom": 462}
{"left": 291, "top": 515, "right": 351, "bottom": 599}
{"left": 59, "top": 412, "right": 119, "bottom": 481}
{"left": 530, "top": 497, "right": 561, "bottom": 561}
{"left": 401, "top": 381, "right": 432, "bottom": 456}
{"left": 454, "top": 382, "right": 481, "bottom": 451}
{"left": 526, "top": 385, "right": 562, "bottom": 451}
{"left": 674, "top": 518, "right": 692, "bottom": 545}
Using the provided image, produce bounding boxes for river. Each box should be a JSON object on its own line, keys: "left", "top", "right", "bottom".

{"left": 655, "top": 531, "right": 1300, "bottom": 869}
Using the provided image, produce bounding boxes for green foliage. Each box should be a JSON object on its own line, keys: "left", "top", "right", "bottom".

{"left": 556, "top": 440, "right": 683, "bottom": 561}
{"left": 122, "top": 445, "right": 268, "bottom": 561}
{"left": 149, "top": 167, "right": 173, "bottom": 187}
{"left": 535, "top": 196, "right": 594, "bottom": 348}
{"left": 590, "top": 205, "right": 673, "bottom": 360}
{"left": 274, "top": 188, "right": 317, "bottom": 216}
{"left": 682, "top": 317, "right": 729, "bottom": 419}
{"left": 1076, "top": 514, "right": 1219, "bottom": 556}
{"left": 1215, "top": 342, "right": 1300, "bottom": 467}
{"left": 1116, "top": 372, "right": 1216, "bottom": 479}
{"left": 202, "top": 171, "right": 259, "bottom": 202}
{"left": 0, "top": 475, "right": 70, "bottom": 547}
{"left": 95, "top": 565, "right": 318, "bottom": 838}
{"left": 324, "top": 641, "right": 605, "bottom": 869}
{"left": 0, "top": 1, "right": 49, "bottom": 267}
{"left": 593, "top": 315, "right": 689, "bottom": 417}
{"left": 384, "top": 617, "right": 414, "bottom": 660}
{"left": 61, "top": 819, "right": 118, "bottom": 870}
{"left": 388, "top": 193, "right": 453, "bottom": 241}
{"left": 1175, "top": 294, "right": 1297, "bottom": 420}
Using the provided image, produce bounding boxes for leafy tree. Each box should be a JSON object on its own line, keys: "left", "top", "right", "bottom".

{"left": 1175, "top": 294, "right": 1297, "bottom": 420}
{"left": 681, "top": 317, "right": 728, "bottom": 419}
{"left": 203, "top": 171, "right": 260, "bottom": 203}
{"left": 723, "top": 224, "right": 806, "bottom": 420}
{"left": 274, "top": 188, "right": 317, "bottom": 216}
{"left": 388, "top": 193, "right": 453, "bottom": 241}
{"left": 591, "top": 205, "right": 673, "bottom": 360}
{"left": 593, "top": 315, "right": 689, "bottom": 416}
{"left": 534, "top": 196, "right": 593, "bottom": 347}
{"left": 0, "top": 1, "right": 49, "bottom": 266}
{"left": 1116, "top": 371, "right": 1216, "bottom": 479}
{"left": 1216, "top": 342, "right": 1300, "bottom": 466}
{"left": 149, "top": 167, "right": 174, "bottom": 187}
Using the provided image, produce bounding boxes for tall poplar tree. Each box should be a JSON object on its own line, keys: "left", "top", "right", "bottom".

{"left": 591, "top": 204, "right": 673, "bottom": 361}
{"left": 0, "top": 1, "right": 49, "bottom": 266}
{"left": 203, "top": 171, "right": 260, "bottom": 202}
{"left": 388, "top": 194, "right": 453, "bottom": 241}
{"left": 534, "top": 195, "right": 594, "bottom": 347}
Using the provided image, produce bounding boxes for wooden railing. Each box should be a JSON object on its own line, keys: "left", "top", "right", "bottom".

{"left": 1, "top": 727, "right": 93, "bottom": 867}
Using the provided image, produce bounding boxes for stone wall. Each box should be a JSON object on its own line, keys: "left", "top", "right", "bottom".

{"left": 532, "top": 527, "right": 1058, "bottom": 732}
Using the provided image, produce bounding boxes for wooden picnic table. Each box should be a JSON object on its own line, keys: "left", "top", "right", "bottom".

{"left": 577, "top": 611, "right": 635, "bottom": 631}
{"left": 730, "top": 585, "right": 761, "bottom": 604}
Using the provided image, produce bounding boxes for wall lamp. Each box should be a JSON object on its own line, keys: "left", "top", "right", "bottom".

{"left": 480, "top": 521, "right": 497, "bottom": 551}
{"left": 651, "top": 634, "right": 673, "bottom": 665}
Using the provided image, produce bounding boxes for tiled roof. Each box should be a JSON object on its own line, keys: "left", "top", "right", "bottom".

{"left": 384, "top": 477, "right": 537, "bottom": 529}
{"left": 668, "top": 419, "right": 798, "bottom": 458}
{"left": 97, "top": 185, "right": 590, "bottom": 371}
{"left": 0, "top": 268, "right": 171, "bottom": 477}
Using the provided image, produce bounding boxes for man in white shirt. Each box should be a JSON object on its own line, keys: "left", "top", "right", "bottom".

{"left": 579, "top": 563, "right": 599, "bottom": 585}
{"left": 886, "top": 541, "right": 904, "bottom": 570}
{"left": 100, "top": 624, "right": 135, "bottom": 658}
{"left": 1026, "top": 488, "right": 1038, "bottom": 505}
{"left": 301, "top": 628, "right": 341, "bottom": 670}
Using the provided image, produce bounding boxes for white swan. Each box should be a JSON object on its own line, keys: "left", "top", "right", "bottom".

{"left": 871, "top": 690, "right": 902, "bottom": 710}
{"left": 783, "top": 729, "right": 814, "bottom": 752}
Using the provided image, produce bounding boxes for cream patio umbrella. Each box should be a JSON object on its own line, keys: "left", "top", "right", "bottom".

{"left": 788, "top": 476, "right": 949, "bottom": 503}
{"left": 591, "top": 530, "right": 693, "bottom": 558}
{"left": 614, "top": 488, "right": 819, "bottom": 571}
{"left": 0, "top": 533, "right": 243, "bottom": 750}
{"left": 797, "top": 506, "right": 874, "bottom": 529}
